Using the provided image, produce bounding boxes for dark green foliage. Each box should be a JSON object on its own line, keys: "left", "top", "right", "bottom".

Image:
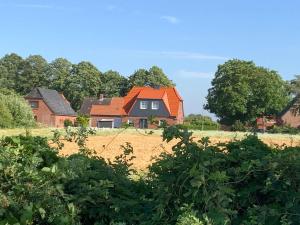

{"left": 268, "top": 124, "right": 300, "bottom": 134}
{"left": 64, "top": 119, "right": 74, "bottom": 128}
{"left": 1, "top": 126, "right": 300, "bottom": 224}
{"left": 101, "top": 70, "right": 129, "bottom": 97}
{"left": 128, "top": 66, "right": 175, "bottom": 88}
{"left": 231, "top": 120, "right": 247, "bottom": 132}
{"left": 183, "top": 114, "right": 220, "bottom": 130}
{"left": 205, "top": 59, "right": 290, "bottom": 125}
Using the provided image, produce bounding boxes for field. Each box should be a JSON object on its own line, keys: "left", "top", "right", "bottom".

{"left": 1, "top": 128, "right": 300, "bottom": 170}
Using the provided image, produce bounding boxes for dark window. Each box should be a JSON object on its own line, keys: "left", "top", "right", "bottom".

{"left": 29, "top": 101, "right": 38, "bottom": 109}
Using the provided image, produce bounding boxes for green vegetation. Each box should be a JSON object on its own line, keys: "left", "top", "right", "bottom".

{"left": 1, "top": 125, "right": 299, "bottom": 224}
{"left": 205, "top": 59, "right": 290, "bottom": 125}
{"left": 0, "top": 89, "right": 35, "bottom": 128}
{"left": 183, "top": 114, "right": 219, "bottom": 130}
{"left": 0, "top": 53, "right": 174, "bottom": 111}
{"left": 268, "top": 124, "right": 300, "bottom": 134}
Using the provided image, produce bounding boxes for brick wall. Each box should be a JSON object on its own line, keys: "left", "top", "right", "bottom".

{"left": 281, "top": 109, "right": 300, "bottom": 128}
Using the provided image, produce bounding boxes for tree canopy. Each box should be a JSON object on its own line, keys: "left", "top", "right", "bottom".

{"left": 128, "top": 66, "right": 174, "bottom": 88}
{"left": 0, "top": 53, "right": 174, "bottom": 111}
{"left": 205, "top": 59, "right": 290, "bottom": 125}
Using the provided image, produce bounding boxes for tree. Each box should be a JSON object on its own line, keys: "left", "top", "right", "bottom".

{"left": 101, "top": 70, "right": 128, "bottom": 97}
{"left": 17, "top": 55, "right": 49, "bottom": 94}
{"left": 65, "top": 61, "right": 102, "bottom": 110}
{"left": 47, "top": 58, "right": 73, "bottom": 92}
{"left": 128, "top": 66, "right": 174, "bottom": 88}
{"left": 0, "top": 53, "right": 24, "bottom": 90}
{"left": 205, "top": 59, "right": 290, "bottom": 125}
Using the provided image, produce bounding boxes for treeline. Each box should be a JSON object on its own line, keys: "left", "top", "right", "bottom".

{"left": 0, "top": 53, "right": 174, "bottom": 110}
{"left": 1, "top": 126, "right": 299, "bottom": 224}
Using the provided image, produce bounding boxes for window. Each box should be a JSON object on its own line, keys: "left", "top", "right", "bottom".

{"left": 140, "top": 101, "right": 148, "bottom": 109}
{"left": 152, "top": 101, "right": 159, "bottom": 110}
{"left": 29, "top": 101, "right": 38, "bottom": 109}
{"left": 127, "top": 119, "right": 134, "bottom": 126}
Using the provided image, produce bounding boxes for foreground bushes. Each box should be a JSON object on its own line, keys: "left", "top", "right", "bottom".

{"left": 0, "top": 126, "right": 300, "bottom": 224}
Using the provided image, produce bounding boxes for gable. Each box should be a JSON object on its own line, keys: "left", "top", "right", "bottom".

{"left": 26, "top": 88, "right": 76, "bottom": 116}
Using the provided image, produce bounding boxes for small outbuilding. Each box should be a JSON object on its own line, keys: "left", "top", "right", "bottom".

{"left": 25, "top": 87, "right": 77, "bottom": 127}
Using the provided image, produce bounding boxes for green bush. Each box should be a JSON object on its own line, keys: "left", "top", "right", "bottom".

{"left": 268, "top": 124, "right": 300, "bottom": 134}
{"left": 231, "top": 120, "right": 247, "bottom": 131}
{"left": 75, "top": 115, "right": 90, "bottom": 127}
{"left": 0, "top": 90, "right": 35, "bottom": 128}
{"left": 64, "top": 119, "right": 74, "bottom": 127}
{"left": 1, "top": 125, "right": 300, "bottom": 224}
{"left": 183, "top": 114, "right": 219, "bottom": 130}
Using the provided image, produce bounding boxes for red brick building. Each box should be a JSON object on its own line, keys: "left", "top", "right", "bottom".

{"left": 25, "top": 88, "right": 77, "bottom": 127}
{"left": 79, "top": 86, "right": 184, "bottom": 128}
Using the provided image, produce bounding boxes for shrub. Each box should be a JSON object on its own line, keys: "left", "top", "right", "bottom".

{"left": 0, "top": 90, "right": 35, "bottom": 128}
{"left": 231, "top": 120, "right": 247, "bottom": 131}
{"left": 268, "top": 124, "right": 300, "bottom": 134}
{"left": 75, "top": 114, "right": 90, "bottom": 127}
{"left": 64, "top": 119, "right": 73, "bottom": 127}
{"left": 184, "top": 114, "right": 219, "bottom": 130}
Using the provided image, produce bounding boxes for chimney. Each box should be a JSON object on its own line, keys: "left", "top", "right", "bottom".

{"left": 99, "top": 94, "right": 104, "bottom": 101}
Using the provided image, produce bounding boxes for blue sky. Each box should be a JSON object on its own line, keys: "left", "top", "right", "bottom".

{"left": 1, "top": 0, "right": 300, "bottom": 117}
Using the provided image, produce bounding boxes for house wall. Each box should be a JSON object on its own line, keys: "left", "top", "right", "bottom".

{"left": 176, "top": 101, "right": 184, "bottom": 124}
{"left": 129, "top": 99, "right": 170, "bottom": 117}
{"left": 122, "top": 116, "right": 177, "bottom": 129}
{"left": 53, "top": 115, "right": 77, "bottom": 128}
{"left": 91, "top": 116, "right": 123, "bottom": 128}
{"left": 27, "top": 98, "right": 55, "bottom": 126}
{"left": 280, "top": 110, "right": 300, "bottom": 128}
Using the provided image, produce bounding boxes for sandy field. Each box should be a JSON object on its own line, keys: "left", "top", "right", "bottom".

{"left": 1, "top": 128, "right": 300, "bottom": 170}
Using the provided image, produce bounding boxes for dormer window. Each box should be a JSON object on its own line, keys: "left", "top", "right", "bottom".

{"left": 152, "top": 101, "right": 159, "bottom": 110}
{"left": 140, "top": 101, "right": 148, "bottom": 109}
{"left": 29, "top": 101, "right": 38, "bottom": 109}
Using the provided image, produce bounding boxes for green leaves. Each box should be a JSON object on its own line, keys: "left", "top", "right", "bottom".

{"left": 205, "top": 59, "right": 290, "bottom": 125}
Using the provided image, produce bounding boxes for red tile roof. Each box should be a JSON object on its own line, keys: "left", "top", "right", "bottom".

{"left": 89, "top": 86, "right": 183, "bottom": 118}
{"left": 90, "top": 97, "right": 126, "bottom": 116}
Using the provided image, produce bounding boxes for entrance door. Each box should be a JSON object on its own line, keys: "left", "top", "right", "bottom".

{"left": 139, "top": 119, "right": 148, "bottom": 129}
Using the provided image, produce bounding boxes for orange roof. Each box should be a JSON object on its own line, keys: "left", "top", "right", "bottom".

{"left": 89, "top": 86, "right": 183, "bottom": 118}
{"left": 124, "top": 86, "right": 183, "bottom": 117}
{"left": 90, "top": 97, "right": 126, "bottom": 116}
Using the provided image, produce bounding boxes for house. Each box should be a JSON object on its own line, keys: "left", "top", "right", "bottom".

{"left": 25, "top": 87, "right": 77, "bottom": 127}
{"left": 278, "top": 95, "right": 300, "bottom": 128}
{"left": 79, "top": 86, "right": 184, "bottom": 129}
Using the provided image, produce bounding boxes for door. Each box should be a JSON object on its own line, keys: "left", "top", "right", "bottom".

{"left": 139, "top": 119, "right": 148, "bottom": 129}
{"left": 97, "top": 120, "right": 113, "bottom": 128}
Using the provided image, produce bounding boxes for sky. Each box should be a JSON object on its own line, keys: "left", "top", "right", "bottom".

{"left": 1, "top": 0, "right": 300, "bottom": 117}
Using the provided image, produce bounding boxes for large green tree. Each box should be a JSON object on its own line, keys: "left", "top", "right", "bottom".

{"left": 17, "top": 55, "right": 49, "bottom": 94}
{"left": 205, "top": 59, "right": 290, "bottom": 125}
{"left": 47, "top": 58, "right": 73, "bottom": 92}
{"left": 128, "top": 66, "right": 174, "bottom": 88}
{"left": 101, "top": 70, "right": 128, "bottom": 97}
{"left": 0, "top": 53, "right": 24, "bottom": 90}
{"left": 65, "top": 61, "right": 102, "bottom": 110}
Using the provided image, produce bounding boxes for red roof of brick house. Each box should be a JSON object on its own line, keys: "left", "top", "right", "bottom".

{"left": 90, "top": 97, "right": 126, "bottom": 116}
{"left": 79, "top": 86, "right": 183, "bottom": 118}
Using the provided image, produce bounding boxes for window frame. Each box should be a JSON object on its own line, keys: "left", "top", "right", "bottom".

{"left": 140, "top": 101, "right": 148, "bottom": 109}
{"left": 29, "top": 101, "right": 39, "bottom": 109}
{"left": 151, "top": 101, "right": 159, "bottom": 110}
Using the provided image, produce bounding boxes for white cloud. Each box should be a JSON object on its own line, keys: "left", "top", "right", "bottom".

{"left": 161, "top": 16, "right": 180, "bottom": 24}
{"left": 177, "top": 70, "right": 214, "bottom": 79}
